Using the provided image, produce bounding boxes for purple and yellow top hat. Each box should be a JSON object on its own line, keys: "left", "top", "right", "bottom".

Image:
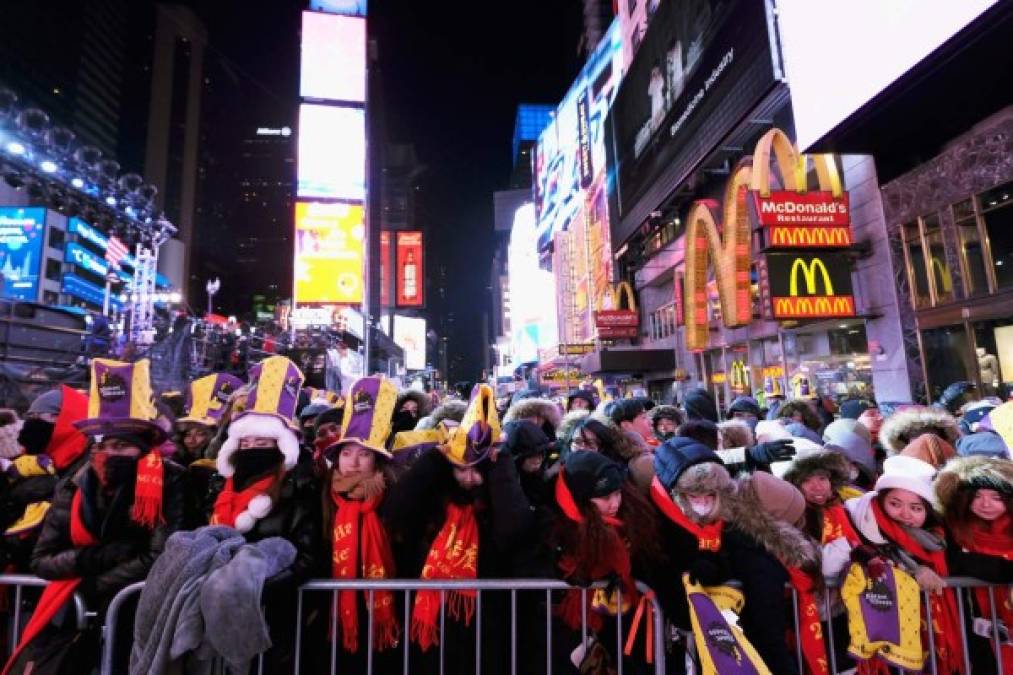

{"left": 216, "top": 356, "right": 305, "bottom": 477}
{"left": 178, "top": 373, "right": 245, "bottom": 427}
{"left": 74, "top": 358, "right": 167, "bottom": 446}
{"left": 442, "top": 384, "right": 502, "bottom": 467}
{"left": 326, "top": 375, "right": 398, "bottom": 459}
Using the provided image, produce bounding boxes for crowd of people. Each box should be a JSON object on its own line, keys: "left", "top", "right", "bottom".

{"left": 0, "top": 357, "right": 1009, "bottom": 674}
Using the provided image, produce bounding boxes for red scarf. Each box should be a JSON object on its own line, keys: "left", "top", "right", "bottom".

{"left": 131, "top": 452, "right": 166, "bottom": 529}
{"left": 822, "top": 503, "right": 862, "bottom": 546}
{"left": 966, "top": 514, "right": 1013, "bottom": 673}
{"left": 871, "top": 499, "right": 965, "bottom": 674}
{"left": 210, "top": 474, "right": 277, "bottom": 528}
{"left": 554, "top": 472, "right": 638, "bottom": 633}
{"left": 650, "top": 477, "right": 827, "bottom": 675}
{"left": 410, "top": 501, "right": 480, "bottom": 651}
{"left": 2, "top": 490, "right": 97, "bottom": 675}
{"left": 331, "top": 492, "right": 399, "bottom": 652}
{"left": 649, "top": 477, "right": 723, "bottom": 551}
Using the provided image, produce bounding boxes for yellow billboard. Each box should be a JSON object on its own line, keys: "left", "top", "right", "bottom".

{"left": 294, "top": 201, "right": 364, "bottom": 304}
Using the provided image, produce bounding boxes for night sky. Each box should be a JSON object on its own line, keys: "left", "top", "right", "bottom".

{"left": 194, "top": 0, "right": 585, "bottom": 381}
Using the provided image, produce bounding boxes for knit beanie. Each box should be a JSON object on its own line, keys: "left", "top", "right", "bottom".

{"left": 823, "top": 419, "right": 875, "bottom": 474}
{"left": 727, "top": 396, "right": 762, "bottom": 419}
{"left": 749, "top": 471, "right": 807, "bottom": 527}
{"left": 654, "top": 436, "right": 723, "bottom": 491}
{"left": 563, "top": 450, "right": 624, "bottom": 503}
{"left": 955, "top": 431, "right": 1009, "bottom": 459}
{"left": 683, "top": 387, "right": 718, "bottom": 423}
{"left": 899, "top": 434, "right": 956, "bottom": 469}
{"left": 28, "top": 389, "right": 63, "bottom": 417}
{"left": 503, "top": 420, "right": 553, "bottom": 460}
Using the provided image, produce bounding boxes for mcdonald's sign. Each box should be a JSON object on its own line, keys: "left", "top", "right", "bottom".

{"left": 594, "top": 281, "right": 640, "bottom": 333}
{"left": 752, "top": 190, "right": 853, "bottom": 249}
{"left": 762, "top": 252, "right": 856, "bottom": 320}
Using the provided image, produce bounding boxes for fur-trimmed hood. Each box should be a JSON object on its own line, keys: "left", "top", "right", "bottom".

{"left": 503, "top": 397, "right": 562, "bottom": 431}
{"left": 395, "top": 390, "right": 433, "bottom": 418}
{"left": 724, "top": 474, "right": 821, "bottom": 573}
{"left": 880, "top": 406, "right": 960, "bottom": 453}
{"left": 935, "top": 455, "right": 1013, "bottom": 519}
{"left": 782, "top": 449, "right": 855, "bottom": 492}
{"left": 556, "top": 409, "right": 590, "bottom": 444}
{"left": 417, "top": 399, "right": 467, "bottom": 429}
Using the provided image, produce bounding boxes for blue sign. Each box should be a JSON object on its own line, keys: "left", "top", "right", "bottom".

{"left": 62, "top": 273, "right": 121, "bottom": 310}
{"left": 68, "top": 218, "right": 171, "bottom": 288}
{"left": 65, "top": 242, "right": 108, "bottom": 278}
{"left": 310, "top": 0, "right": 366, "bottom": 16}
{"left": 0, "top": 207, "right": 46, "bottom": 301}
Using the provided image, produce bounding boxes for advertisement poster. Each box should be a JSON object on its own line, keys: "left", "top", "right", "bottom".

{"left": 294, "top": 201, "right": 365, "bottom": 304}
{"left": 393, "top": 314, "right": 427, "bottom": 370}
{"left": 587, "top": 182, "right": 613, "bottom": 313}
{"left": 297, "top": 104, "right": 365, "bottom": 200}
{"left": 0, "top": 207, "right": 45, "bottom": 302}
{"left": 300, "top": 12, "right": 365, "bottom": 102}
{"left": 380, "top": 230, "right": 391, "bottom": 307}
{"left": 760, "top": 252, "right": 856, "bottom": 320}
{"left": 395, "top": 231, "right": 424, "bottom": 307}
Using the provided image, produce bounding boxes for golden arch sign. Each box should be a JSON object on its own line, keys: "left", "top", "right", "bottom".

{"left": 595, "top": 281, "right": 639, "bottom": 339}
{"left": 763, "top": 252, "right": 856, "bottom": 320}
{"left": 683, "top": 128, "right": 849, "bottom": 350}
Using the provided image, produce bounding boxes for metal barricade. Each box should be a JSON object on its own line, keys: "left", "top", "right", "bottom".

{"left": 0, "top": 574, "right": 90, "bottom": 660}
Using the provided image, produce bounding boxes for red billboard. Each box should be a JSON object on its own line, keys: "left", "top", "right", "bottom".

{"left": 751, "top": 190, "right": 853, "bottom": 248}
{"left": 380, "top": 231, "right": 391, "bottom": 307}
{"left": 395, "top": 231, "right": 423, "bottom": 307}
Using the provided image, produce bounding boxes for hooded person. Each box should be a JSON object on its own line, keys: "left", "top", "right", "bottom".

{"left": 568, "top": 416, "right": 656, "bottom": 490}
{"left": 392, "top": 389, "right": 432, "bottom": 436}
{"left": 552, "top": 409, "right": 590, "bottom": 469}
{"left": 648, "top": 404, "right": 682, "bottom": 443}
{"left": 502, "top": 396, "right": 562, "bottom": 441}
{"left": 935, "top": 456, "right": 1013, "bottom": 672}
{"left": 650, "top": 436, "right": 821, "bottom": 675}
{"left": 318, "top": 376, "right": 401, "bottom": 668}
{"left": 565, "top": 388, "right": 596, "bottom": 413}
{"left": 414, "top": 398, "right": 467, "bottom": 431}
{"left": 4, "top": 359, "right": 185, "bottom": 675}
{"left": 0, "top": 387, "right": 90, "bottom": 573}
{"left": 550, "top": 451, "right": 662, "bottom": 672}
{"left": 382, "top": 384, "right": 517, "bottom": 672}
{"left": 683, "top": 387, "right": 718, "bottom": 423}
{"left": 879, "top": 405, "right": 960, "bottom": 457}
{"left": 845, "top": 455, "right": 966, "bottom": 674}
{"left": 173, "top": 373, "right": 245, "bottom": 527}
{"left": 208, "top": 355, "right": 322, "bottom": 670}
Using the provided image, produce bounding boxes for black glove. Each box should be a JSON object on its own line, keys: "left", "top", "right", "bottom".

{"left": 75, "top": 541, "right": 136, "bottom": 575}
{"left": 748, "top": 439, "right": 795, "bottom": 466}
{"left": 687, "top": 554, "right": 726, "bottom": 587}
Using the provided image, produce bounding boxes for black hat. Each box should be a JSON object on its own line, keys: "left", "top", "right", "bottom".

{"left": 566, "top": 390, "right": 597, "bottom": 411}
{"left": 653, "top": 436, "right": 722, "bottom": 491}
{"left": 684, "top": 387, "right": 718, "bottom": 423}
{"left": 563, "top": 450, "right": 624, "bottom": 503}
{"left": 503, "top": 420, "right": 553, "bottom": 460}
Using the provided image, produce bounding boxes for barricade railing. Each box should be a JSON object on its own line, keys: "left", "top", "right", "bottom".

{"left": 0, "top": 574, "right": 89, "bottom": 660}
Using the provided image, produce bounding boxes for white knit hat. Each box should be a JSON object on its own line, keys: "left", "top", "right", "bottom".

{"left": 874, "top": 455, "right": 938, "bottom": 505}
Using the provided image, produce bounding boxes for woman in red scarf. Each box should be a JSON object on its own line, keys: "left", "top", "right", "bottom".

{"left": 318, "top": 375, "right": 402, "bottom": 671}
{"left": 846, "top": 454, "right": 966, "bottom": 673}
{"left": 936, "top": 456, "right": 1013, "bottom": 673}
{"left": 551, "top": 450, "right": 662, "bottom": 673}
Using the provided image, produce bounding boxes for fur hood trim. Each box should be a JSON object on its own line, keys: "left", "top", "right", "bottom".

{"left": 674, "top": 461, "right": 734, "bottom": 497}
{"left": 429, "top": 400, "right": 468, "bottom": 426}
{"left": 396, "top": 390, "right": 432, "bottom": 418}
{"left": 648, "top": 405, "right": 682, "bottom": 425}
{"left": 935, "top": 455, "right": 1013, "bottom": 517}
{"left": 503, "top": 397, "right": 562, "bottom": 430}
{"left": 723, "top": 476, "right": 821, "bottom": 572}
{"left": 556, "top": 409, "right": 590, "bottom": 442}
{"left": 880, "top": 407, "right": 959, "bottom": 453}
{"left": 782, "top": 449, "right": 855, "bottom": 491}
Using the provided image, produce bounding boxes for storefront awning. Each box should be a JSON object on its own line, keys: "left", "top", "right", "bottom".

{"left": 581, "top": 348, "right": 675, "bottom": 375}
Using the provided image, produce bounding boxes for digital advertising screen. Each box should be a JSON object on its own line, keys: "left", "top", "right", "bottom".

{"left": 380, "top": 230, "right": 391, "bottom": 307}
{"left": 297, "top": 104, "right": 366, "bottom": 201}
{"left": 294, "top": 201, "right": 365, "bottom": 304}
{"left": 393, "top": 314, "right": 427, "bottom": 371}
{"left": 0, "top": 207, "right": 46, "bottom": 302}
{"left": 778, "top": 0, "right": 997, "bottom": 150}
{"left": 300, "top": 12, "right": 365, "bottom": 102}
{"left": 395, "top": 231, "right": 424, "bottom": 307}
{"left": 309, "top": 0, "right": 366, "bottom": 16}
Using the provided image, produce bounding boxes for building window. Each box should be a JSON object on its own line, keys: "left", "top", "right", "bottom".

{"left": 954, "top": 198, "right": 988, "bottom": 296}
{"left": 45, "top": 258, "right": 62, "bottom": 282}
{"left": 48, "top": 227, "right": 65, "bottom": 251}
{"left": 921, "top": 214, "right": 954, "bottom": 304}
{"left": 902, "top": 221, "right": 931, "bottom": 309}
{"left": 979, "top": 180, "right": 1013, "bottom": 290}
{"left": 43, "top": 291, "right": 59, "bottom": 305}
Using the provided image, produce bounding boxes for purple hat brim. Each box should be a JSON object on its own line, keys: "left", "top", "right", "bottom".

{"left": 73, "top": 417, "right": 168, "bottom": 446}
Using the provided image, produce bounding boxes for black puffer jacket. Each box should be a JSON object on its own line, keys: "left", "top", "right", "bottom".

{"left": 31, "top": 460, "right": 186, "bottom": 604}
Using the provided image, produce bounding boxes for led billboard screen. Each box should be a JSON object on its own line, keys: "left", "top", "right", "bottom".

{"left": 297, "top": 104, "right": 366, "bottom": 200}
{"left": 0, "top": 207, "right": 45, "bottom": 301}
{"left": 778, "top": 0, "right": 997, "bottom": 150}
{"left": 294, "top": 201, "right": 365, "bottom": 304}
{"left": 310, "top": 0, "right": 366, "bottom": 16}
{"left": 300, "top": 12, "right": 365, "bottom": 102}
{"left": 380, "top": 230, "right": 391, "bottom": 307}
{"left": 393, "top": 314, "right": 426, "bottom": 370}
{"left": 395, "top": 231, "right": 423, "bottom": 307}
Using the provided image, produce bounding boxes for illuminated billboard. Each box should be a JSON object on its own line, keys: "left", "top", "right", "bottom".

{"left": 393, "top": 314, "right": 427, "bottom": 370}
{"left": 533, "top": 21, "right": 624, "bottom": 250}
{"left": 395, "top": 231, "right": 424, "bottom": 307}
{"left": 300, "top": 12, "right": 365, "bottom": 102}
{"left": 297, "top": 104, "right": 366, "bottom": 200}
{"left": 380, "top": 231, "right": 391, "bottom": 307}
{"left": 310, "top": 0, "right": 366, "bottom": 16}
{"left": 294, "top": 201, "right": 365, "bottom": 304}
{"left": 508, "top": 204, "right": 558, "bottom": 364}
{"left": 0, "top": 207, "right": 45, "bottom": 301}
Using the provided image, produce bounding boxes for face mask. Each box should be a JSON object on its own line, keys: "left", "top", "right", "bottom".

{"left": 689, "top": 501, "right": 712, "bottom": 516}
{"left": 18, "top": 418, "right": 55, "bottom": 455}
{"left": 391, "top": 410, "right": 417, "bottom": 433}
{"left": 232, "top": 446, "right": 283, "bottom": 489}
{"left": 91, "top": 452, "right": 138, "bottom": 488}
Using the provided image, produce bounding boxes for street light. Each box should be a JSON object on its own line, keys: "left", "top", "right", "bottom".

{"left": 206, "top": 278, "right": 220, "bottom": 316}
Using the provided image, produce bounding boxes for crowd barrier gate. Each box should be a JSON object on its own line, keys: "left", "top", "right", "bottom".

{"left": 0, "top": 574, "right": 90, "bottom": 660}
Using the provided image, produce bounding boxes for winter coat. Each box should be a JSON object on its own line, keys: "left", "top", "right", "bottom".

{"left": 486, "top": 454, "right": 554, "bottom": 578}
{"left": 503, "top": 397, "right": 562, "bottom": 436}
{"left": 31, "top": 461, "right": 186, "bottom": 605}
{"left": 396, "top": 390, "right": 433, "bottom": 418}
